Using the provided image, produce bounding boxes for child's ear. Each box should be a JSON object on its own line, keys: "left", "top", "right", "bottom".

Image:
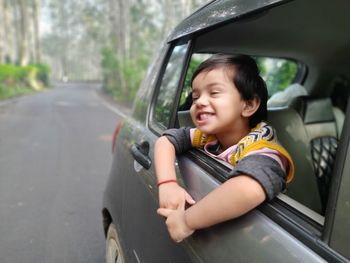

{"left": 242, "top": 98, "right": 260, "bottom": 117}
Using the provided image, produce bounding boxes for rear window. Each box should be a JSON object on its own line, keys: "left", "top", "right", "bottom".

{"left": 180, "top": 53, "right": 299, "bottom": 108}
{"left": 256, "top": 57, "right": 298, "bottom": 97}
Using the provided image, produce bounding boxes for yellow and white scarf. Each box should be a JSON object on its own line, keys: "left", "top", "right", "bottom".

{"left": 192, "top": 122, "right": 294, "bottom": 183}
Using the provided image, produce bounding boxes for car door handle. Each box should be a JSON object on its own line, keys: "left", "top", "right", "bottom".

{"left": 130, "top": 142, "right": 152, "bottom": 169}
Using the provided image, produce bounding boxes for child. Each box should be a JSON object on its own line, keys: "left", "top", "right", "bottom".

{"left": 155, "top": 54, "right": 294, "bottom": 243}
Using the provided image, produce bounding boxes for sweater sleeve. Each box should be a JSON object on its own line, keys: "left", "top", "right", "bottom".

{"left": 228, "top": 155, "right": 287, "bottom": 200}
{"left": 162, "top": 127, "right": 192, "bottom": 154}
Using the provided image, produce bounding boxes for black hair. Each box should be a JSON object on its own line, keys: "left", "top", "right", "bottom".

{"left": 191, "top": 54, "right": 268, "bottom": 128}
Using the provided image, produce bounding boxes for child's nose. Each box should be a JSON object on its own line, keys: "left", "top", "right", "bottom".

{"left": 194, "top": 94, "right": 209, "bottom": 106}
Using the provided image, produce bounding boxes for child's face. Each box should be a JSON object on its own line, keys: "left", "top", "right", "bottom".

{"left": 190, "top": 68, "right": 248, "bottom": 136}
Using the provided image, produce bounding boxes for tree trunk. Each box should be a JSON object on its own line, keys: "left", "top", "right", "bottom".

{"left": 17, "top": 0, "right": 30, "bottom": 66}
{"left": 108, "top": 0, "right": 127, "bottom": 92}
{"left": 32, "top": 0, "right": 41, "bottom": 64}
{"left": 0, "top": 0, "right": 4, "bottom": 63}
{"left": 2, "top": 0, "right": 14, "bottom": 63}
{"left": 58, "top": 1, "right": 69, "bottom": 80}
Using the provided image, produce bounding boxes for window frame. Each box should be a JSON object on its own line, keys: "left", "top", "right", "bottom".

{"left": 325, "top": 102, "right": 350, "bottom": 258}
{"left": 148, "top": 40, "right": 193, "bottom": 135}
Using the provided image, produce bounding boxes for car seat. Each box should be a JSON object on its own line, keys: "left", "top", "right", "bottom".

{"left": 289, "top": 96, "right": 344, "bottom": 214}
{"left": 268, "top": 107, "right": 322, "bottom": 213}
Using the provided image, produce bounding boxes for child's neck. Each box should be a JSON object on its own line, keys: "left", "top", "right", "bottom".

{"left": 216, "top": 126, "right": 250, "bottom": 150}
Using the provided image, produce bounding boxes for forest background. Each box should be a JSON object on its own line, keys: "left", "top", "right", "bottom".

{"left": 0, "top": 0, "right": 208, "bottom": 101}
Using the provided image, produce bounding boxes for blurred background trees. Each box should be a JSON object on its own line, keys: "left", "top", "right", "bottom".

{"left": 0, "top": 0, "right": 299, "bottom": 102}
{"left": 0, "top": 0, "right": 42, "bottom": 65}
{"left": 40, "top": 0, "right": 208, "bottom": 102}
{"left": 0, "top": 0, "right": 49, "bottom": 99}
{"left": 1, "top": 0, "right": 208, "bottom": 101}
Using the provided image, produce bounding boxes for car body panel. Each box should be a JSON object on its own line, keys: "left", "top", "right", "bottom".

{"left": 177, "top": 157, "right": 326, "bottom": 262}
{"left": 102, "top": 0, "right": 350, "bottom": 261}
{"left": 104, "top": 119, "right": 192, "bottom": 261}
{"left": 104, "top": 117, "right": 328, "bottom": 262}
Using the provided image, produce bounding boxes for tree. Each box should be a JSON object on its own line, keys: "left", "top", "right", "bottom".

{"left": 0, "top": 0, "right": 42, "bottom": 65}
{"left": 32, "top": 0, "right": 41, "bottom": 64}
{"left": 1, "top": 0, "right": 15, "bottom": 63}
{"left": 40, "top": 0, "right": 208, "bottom": 88}
{"left": 17, "top": 0, "right": 30, "bottom": 66}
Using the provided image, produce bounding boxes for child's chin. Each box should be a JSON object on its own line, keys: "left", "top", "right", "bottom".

{"left": 197, "top": 126, "right": 214, "bottom": 134}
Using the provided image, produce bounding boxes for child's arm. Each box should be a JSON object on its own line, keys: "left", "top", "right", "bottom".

{"left": 157, "top": 175, "right": 265, "bottom": 242}
{"left": 154, "top": 136, "right": 195, "bottom": 209}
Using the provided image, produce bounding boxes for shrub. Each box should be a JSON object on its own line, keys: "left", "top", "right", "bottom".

{"left": 32, "top": 63, "right": 50, "bottom": 87}
{"left": 0, "top": 63, "right": 51, "bottom": 99}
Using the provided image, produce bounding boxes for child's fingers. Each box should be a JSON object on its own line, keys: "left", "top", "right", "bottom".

{"left": 185, "top": 192, "right": 196, "bottom": 205}
{"left": 157, "top": 208, "right": 173, "bottom": 218}
{"left": 177, "top": 197, "right": 187, "bottom": 212}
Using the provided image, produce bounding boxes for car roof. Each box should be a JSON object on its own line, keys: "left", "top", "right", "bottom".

{"left": 168, "top": 0, "right": 288, "bottom": 42}
{"left": 169, "top": 0, "right": 350, "bottom": 96}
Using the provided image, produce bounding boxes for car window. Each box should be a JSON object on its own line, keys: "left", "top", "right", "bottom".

{"left": 256, "top": 57, "right": 298, "bottom": 98}
{"left": 176, "top": 52, "right": 326, "bottom": 218}
{"left": 174, "top": 50, "right": 349, "bottom": 260}
{"left": 151, "top": 43, "right": 189, "bottom": 130}
{"left": 179, "top": 53, "right": 299, "bottom": 110}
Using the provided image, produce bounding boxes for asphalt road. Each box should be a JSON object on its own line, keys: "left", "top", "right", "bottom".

{"left": 0, "top": 82, "right": 126, "bottom": 262}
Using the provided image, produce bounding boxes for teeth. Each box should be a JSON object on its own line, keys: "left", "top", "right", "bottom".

{"left": 199, "top": 113, "right": 210, "bottom": 120}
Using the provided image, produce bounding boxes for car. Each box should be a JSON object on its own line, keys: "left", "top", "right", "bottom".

{"left": 102, "top": 0, "right": 350, "bottom": 262}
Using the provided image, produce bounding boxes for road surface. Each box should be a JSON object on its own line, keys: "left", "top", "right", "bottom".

{"left": 0, "top": 82, "right": 126, "bottom": 262}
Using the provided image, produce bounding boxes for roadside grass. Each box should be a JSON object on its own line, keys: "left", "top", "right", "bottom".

{"left": 0, "top": 63, "right": 51, "bottom": 100}
{"left": 0, "top": 85, "right": 36, "bottom": 100}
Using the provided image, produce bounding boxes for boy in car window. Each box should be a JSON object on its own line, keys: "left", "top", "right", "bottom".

{"left": 155, "top": 54, "right": 294, "bottom": 242}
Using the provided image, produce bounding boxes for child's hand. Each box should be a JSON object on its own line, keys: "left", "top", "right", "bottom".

{"left": 157, "top": 203, "right": 195, "bottom": 242}
{"left": 158, "top": 183, "right": 195, "bottom": 210}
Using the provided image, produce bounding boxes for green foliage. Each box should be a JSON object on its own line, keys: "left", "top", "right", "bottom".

{"left": 100, "top": 47, "right": 149, "bottom": 102}
{"left": 184, "top": 59, "right": 201, "bottom": 90}
{"left": 32, "top": 64, "right": 51, "bottom": 87}
{"left": 101, "top": 47, "right": 120, "bottom": 97}
{"left": 180, "top": 58, "right": 202, "bottom": 107}
{"left": 0, "top": 85, "right": 33, "bottom": 100}
{"left": 0, "top": 64, "right": 51, "bottom": 100}
{"left": 255, "top": 57, "right": 298, "bottom": 97}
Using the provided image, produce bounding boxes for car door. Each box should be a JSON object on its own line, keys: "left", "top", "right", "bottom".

{"left": 147, "top": 43, "right": 350, "bottom": 262}
{"left": 121, "top": 40, "right": 349, "bottom": 262}
{"left": 120, "top": 42, "right": 194, "bottom": 262}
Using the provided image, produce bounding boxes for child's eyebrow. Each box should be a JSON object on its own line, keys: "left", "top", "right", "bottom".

{"left": 192, "top": 82, "right": 225, "bottom": 90}
{"left": 208, "top": 82, "right": 225, "bottom": 87}
{"left": 203, "top": 82, "right": 226, "bottom": 89}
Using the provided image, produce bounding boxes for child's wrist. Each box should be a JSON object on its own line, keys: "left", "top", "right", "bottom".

{"left": 157, "top": 179, "right": 177, "bottom": 187}
{"left": 184, "top": 209, "right": 195, "bottom": 232}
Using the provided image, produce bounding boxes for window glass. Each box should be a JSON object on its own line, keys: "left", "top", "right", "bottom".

{"left": 179, "top": 53, "right": 299, "bottom": 111}
{"left": 152, "top": 43, "right": 189, "bottom": 129}
{"left": 256, "top": 57, "right": 298, "bottom": 98}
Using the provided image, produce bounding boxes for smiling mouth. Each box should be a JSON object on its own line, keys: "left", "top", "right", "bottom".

{"left": 196, "top": 112, "right": 214, "bottom": 121}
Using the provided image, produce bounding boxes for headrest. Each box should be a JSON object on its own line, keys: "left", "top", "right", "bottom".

{"left": 289, "top": 96, "right": 335, "bottom": 124}
{"left": 267, "top": 83, "right": 308, "bottom": 108}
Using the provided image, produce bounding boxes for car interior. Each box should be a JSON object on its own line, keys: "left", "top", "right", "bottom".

{"left": 175, "top": 0, "right": 349, "bottom": 220}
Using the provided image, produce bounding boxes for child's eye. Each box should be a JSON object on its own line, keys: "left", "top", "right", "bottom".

{"left": 211, "top": 90, "right": 220, "bottom": 96}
